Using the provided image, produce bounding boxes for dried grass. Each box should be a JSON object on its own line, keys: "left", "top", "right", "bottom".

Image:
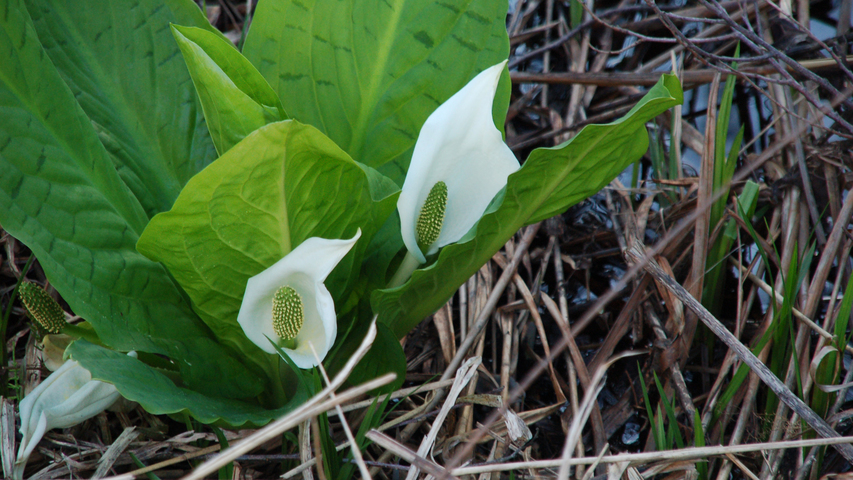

{"left": 3, "top": 0, "right": 853, "bottom": 478}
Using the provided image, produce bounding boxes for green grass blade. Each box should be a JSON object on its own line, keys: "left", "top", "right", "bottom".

{"left": 653, "top": 372, "right": 684, "bottom": 449}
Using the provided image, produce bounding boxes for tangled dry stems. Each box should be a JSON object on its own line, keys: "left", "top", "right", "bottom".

{"left": 4, "top": 0, "right": 853, "bottom": 478}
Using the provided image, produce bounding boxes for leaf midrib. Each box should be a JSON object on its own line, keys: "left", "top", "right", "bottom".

{"left": 45, "top": 1, "right": 180, "bottom": 205}
{"left": 0, "top": 48, "right": 149, "bottom": 236}
{"left": 347, "top": 0, "right": 405, "bottom": 158}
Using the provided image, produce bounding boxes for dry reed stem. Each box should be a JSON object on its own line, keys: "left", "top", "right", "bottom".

{"left": 714, "top": 278, "right": 775, "bottom": 479}
{"left": 510, "top": 54, "right": 853, "bottom": 88}
{"left": 1, "top": 398, "right": 16, "bottom": 478}
{"left": 184, "top": 375, "right": 395, "bottom": 480}
{"left": 517, "top": 271, "right": 567, "bottom": 402}
{"left": 340, "top": 379, "right": 455, "bottom": 413}
{"left": 310, "top": 346, "right": 371, "bottom": 480}
{"left": 299, "top": 420, "right": 314, "bottom": 480}
{"left": 282, "top": 378, "right": 460, "bottom": 480}
{"left": 645, "top": 307, "right": 696, "bottom": 421}
{"left": 550, "top": 238, "right": 587, "bottom": 478}
{"left": 405, "top": 356, "right": 480, "bottom": 480}
{"left": 182, "top": 321, "right": 388, "bottom": 480}
{"left": 449, "top": 437, "right": 853, "bottom": 476}
{"left": 92, "top": 427, "right": 139, "bottom": 480}
{"left": 372, "top": 264, "right": 494, "bottom": 471}
{"left": 446, "top": 226, "right": 540, "bottom": 379}
{"left": 106, "top": 445, "right": 221, "bottom": 479}
{"left": 724, "top": 452, "right": 760, "bottom": 480}
{"left": 310, "top": 417, "right": 327, "bottom": 480}
{"left": 433, "top": 302, "right": 455, "bottom": 366}
{"left": 730, "top": 258, "right": 853, "bottom": 355}
{"left": 557, "top": 350, "right": 646, "bottom": 479}
{"left": 365, "top": 430, "right": 448, "bottom": 478}
{"left": 625, "top": 237, "right": 853, "bottom": 463}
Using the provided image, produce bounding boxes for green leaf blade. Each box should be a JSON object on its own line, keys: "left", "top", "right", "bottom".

{"left": 0, "top": 0, "right": 263, "bottom": 400}
{"left": 243, "top": 0, "right": 510, "bottom": 185}
{"left": 25, "top": 0, "right": 220, "bottom": 217}
{"left": 69, "top": 340, "right": 308, "bottom": 427}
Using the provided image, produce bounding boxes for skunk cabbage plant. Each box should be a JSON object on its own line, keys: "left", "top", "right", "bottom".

{"left": 0, "top": 0, "right": 682, "bottom": 427}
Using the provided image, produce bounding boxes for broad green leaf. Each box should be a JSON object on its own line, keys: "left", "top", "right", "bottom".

{"left": 374, "top": 75, "right": 683, "bottom": 337}
{"left": 69, "top": 340, "right": 309, "bottom": 427}
{"left": 25, "top": 0, "right": 219, "bottom": 217}
{"left": 0, "top": 0, "right": 262, "bottom": 399}
{"left": 361, "top": 214, "right": 405, "bottom": 288}
{"left": 523, "top": 76, "right": 684, "bottom": 224}
{"left": 172, "top": 25, "right": 287, "bottom": 156}
{"left": 137, "top": 120, "right": 394, "bottom": 366}
{"left": 243, "top": 0, "right": 510, "bottom": 185}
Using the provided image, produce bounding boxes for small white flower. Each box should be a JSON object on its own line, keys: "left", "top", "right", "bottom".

{"left": 397, "top": 60, "right": 520, "bottom": 263}
{"left": 237, "top": 230, "right": 361, "bottom": 369}
{"left": 15, "top": 355, "right": 133, "bottom": 480}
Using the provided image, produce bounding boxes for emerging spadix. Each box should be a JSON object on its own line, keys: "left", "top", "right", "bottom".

{"left": 15, "top": 355, "right": 134, "bottom": 480}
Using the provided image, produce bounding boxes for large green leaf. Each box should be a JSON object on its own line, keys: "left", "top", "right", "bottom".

{"left": 69, "top": 340, "right": 309, "bottom": 427}
{"left": 374, "top": 75, "right": 684, "bottom": 337}
{"left": 0, "top": 0, "right": 262, "bottom": 399}
{"left": 25, "top": 0, "right": 219, "bottom": 217}
{"left": 242, "top": 0, "right": 510, "bottom": 185}
{"left": 137, "top": 120, "right": 395, "bottom": 366}
{"left": 172, "top": 25, "right": 287, "bottom": 156}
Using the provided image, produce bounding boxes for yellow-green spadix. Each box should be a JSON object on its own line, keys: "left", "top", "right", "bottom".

{"left": 18, "top": 282, "right": 66, "bottom": 334}
{"left": 236, "top": 230, "right": 361, "bottom": 369}
{"left": 398, "top": 60, "right": 520, "bottom": 264}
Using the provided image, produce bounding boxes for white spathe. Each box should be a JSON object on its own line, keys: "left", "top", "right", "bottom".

{"left": 15, "top": 355, "right": 133, "bottom": 480}
{"left": 398, "top": 60, "right": 521, "bottom": 263}
{"left": 237, "top": 230, "right": 361, "bottom": 368}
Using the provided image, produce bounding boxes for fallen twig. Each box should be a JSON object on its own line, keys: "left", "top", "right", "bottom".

{"left": 624, "top": 236, "right": 853, "bottom": 464}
